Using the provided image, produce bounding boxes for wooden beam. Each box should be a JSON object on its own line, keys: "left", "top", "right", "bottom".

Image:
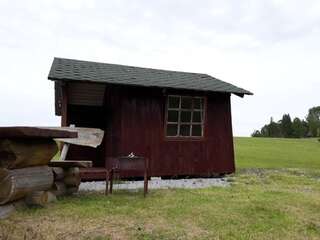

{"left": 61, "top": 82, "right": 68, "bottom": 127}
{"left": 49, "top": 160, "right": 92, "bottom": 168}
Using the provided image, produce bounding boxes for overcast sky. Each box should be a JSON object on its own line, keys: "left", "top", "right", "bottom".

{"left": 0, "top": 0, "right": 319, "bottom": 136}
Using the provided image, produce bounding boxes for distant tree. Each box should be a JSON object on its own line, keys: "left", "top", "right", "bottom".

{"left": 280, "top": 114, "right": 293, "bottom": 138}
{"left": 302, "top": 120, "right": 309, "bottom": 137}
{"left": 257, "top": 117, "right": 282, "bottom": 137}
{"left": 260, "top": 124, "right": 269, "bottom": 137}
{"left": 251, "top": 106, "right": 320, "bottom": 139}
{"left": 292, "top": 117, "right": 308, "bottom": 138}
{"left": 251, "top": 130, "right": 262, "bottom": 137}
{"left": 268, "top": 120, "right": 282, "bottom": 137}
{"left": 306, "top": 106, "right": 320, "bottom": 137}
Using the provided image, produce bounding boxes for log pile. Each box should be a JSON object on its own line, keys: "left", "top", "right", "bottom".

{"left": 49, "top": 166, "right": 82, "bottom": 196}
{"left": 0, "top": 165, "right": 83, "bottom": 219}
{"left": 0, "top": 127, "right": 91, "bottom": 220}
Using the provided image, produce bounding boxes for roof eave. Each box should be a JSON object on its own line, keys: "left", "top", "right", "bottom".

{"left": 49, "top": 77, "right": 253, "bottom": 97}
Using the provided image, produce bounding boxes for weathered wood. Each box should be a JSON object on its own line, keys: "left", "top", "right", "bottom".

{"left": 59, "top": 143, "right": 70, "bottom": 161}
{"left": 61, "top": 83, "right": 68, "bottom": 126}
{"left": 0, "top": 127, "right": 77, "bottom": 138}
{"left": 25, "top": 191, "right": 48, "bottom": 207}
{"left": 47, "top": 191, "right": 57, "bottom": 203}
{"left": 11, "top": 199, "right": 27, "bottom": 210}
{"left": 0, "top": 166, "right": 54, "bottom": 205}
{"left": 54, "top": 127, "right": 104, "bottom": 148}
{"left": 66, "top": 186, "right": 79, "bottom": 195}
{"left": 49, "top": 160, "right": 92, "bottom": 168}
{"left": 50, "top": 181, "right": 67, "bottom": 197}
{"left": 64, "top": 176, "right": 81, "bottom": 187}
{"left": 0, "top": 204, "right": 15, "bottom": 219}
{"left": 0, "top": 139, "right": 58, "bottom": 169}
{"left": 59, "top": 124, "right": 74, "bottom": 161}
{"left": 52, "top": 167, "right": 64, "bottom": 180}
{"left": 64, "top": 167, "right": 81, "bottom": 187}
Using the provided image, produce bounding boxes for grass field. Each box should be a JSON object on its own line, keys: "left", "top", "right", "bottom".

{"left": 1, "top": 137, "right": 320, "bottom": 240}
{"left": 235, "top": 137, "right": 320, "bottom": 169}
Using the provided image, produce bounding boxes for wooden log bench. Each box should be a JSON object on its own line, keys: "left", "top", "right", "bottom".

{"left": 0, "top": 127, "right": 77, "bottom": 169}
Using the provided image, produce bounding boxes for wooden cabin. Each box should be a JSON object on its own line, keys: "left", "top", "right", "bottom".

{"left": 48, "top": 57, "right": 252, "bottom": 180}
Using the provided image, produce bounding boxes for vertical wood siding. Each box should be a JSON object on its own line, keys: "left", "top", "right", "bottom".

{"left": 66, "top": 84, "right": 235, "bottom": 177}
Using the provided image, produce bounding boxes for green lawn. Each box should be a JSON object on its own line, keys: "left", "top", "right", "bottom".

{"left": 1, "top": 137, "right": 320, "bottom": 240}
{"left": 235, "top": 137, "right": 320, "bottom": 169}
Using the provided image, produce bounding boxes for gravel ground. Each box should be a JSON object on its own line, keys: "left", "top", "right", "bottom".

{"left": 79, "top": 177, "right": 230, "bottom": 192}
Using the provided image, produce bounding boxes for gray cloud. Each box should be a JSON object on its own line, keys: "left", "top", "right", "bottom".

{"left": 0, "top": 0, "right": 319, "bottom": 135}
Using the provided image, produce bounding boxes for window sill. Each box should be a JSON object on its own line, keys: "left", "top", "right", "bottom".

{"left": 164, "top": 136, "right": 205, "bottom": 141}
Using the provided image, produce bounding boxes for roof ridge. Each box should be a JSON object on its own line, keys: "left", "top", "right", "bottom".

{"left": 53, "top": 57, "right": 209, "bottom": 76}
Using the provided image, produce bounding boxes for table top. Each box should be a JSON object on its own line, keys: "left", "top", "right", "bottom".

{"left": 0, "top": 127, "right": 78, "bottom": 139}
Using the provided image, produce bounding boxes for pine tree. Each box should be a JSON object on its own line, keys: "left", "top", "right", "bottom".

{"left": 280, "top": 114, "right": 293, "bottom": 138}
{"left": 306, "top": 106, "right": 320, "bottom": 137}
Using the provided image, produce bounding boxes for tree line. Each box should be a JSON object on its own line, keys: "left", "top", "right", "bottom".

{"left": 252, "top": 106, "right": 320, "bottom": 138}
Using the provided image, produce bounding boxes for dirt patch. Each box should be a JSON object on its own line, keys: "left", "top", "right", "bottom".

{"left": 1, "top": 214, "right": 135, "bottom": 240}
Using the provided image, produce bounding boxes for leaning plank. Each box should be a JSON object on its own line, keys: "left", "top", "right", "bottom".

{"left": 0, "top": 166, "right": 54, "bottom": 205}
{"left": 49, "top": 160, "right": 92, "bottom": 168}
{"left": 0, "top": 139, "right": 58, "bottom": 169}
{"left": 53, "top": 127, "right": 104, "bottom": 148}
{"left": 25, "top": 191, "right": 48, "bottom": 207}
{"left": 0, "top": 127, "right": 77, "bottom": 139}
{"left": 0, "top": 204, "right": 15, "bottom": 219}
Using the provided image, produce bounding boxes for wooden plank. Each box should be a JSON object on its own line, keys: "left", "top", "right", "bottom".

{"left": 49, "top": 160, "right": 92, "bottom": 168}
{"left": 0, "top": 127, "right": 77, "bottom": 139}
{"left": 54, "top": 127, "right": 104, "bottom": 148}
{"left": 59, "top": 124, "right": 74, "bottom": 161}
{"left": 59, "top": 143, "right": 70, "bottom": 161}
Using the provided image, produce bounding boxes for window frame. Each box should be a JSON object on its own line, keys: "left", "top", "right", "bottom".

{"left": 165, "top": 95, "right": 206, "bottom": 139}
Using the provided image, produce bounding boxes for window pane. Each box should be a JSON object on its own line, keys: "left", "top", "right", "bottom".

{"left": 181, "top": 111, "right": 191, "bottom": 123}
{"left": 167, "top": 124, "right": 178, "bottom": 136}
{"left": 168, "top": 96, "right": 180, "bottom": 108}
{"left": 192, "top": 125, "right": 202, "bottom": 136}
{"left": 181, "top": 97, "right": 192, "bottom": 109}
{"left": 193, "top": 98, "right": 203, "bottom": 109}
{"left": 180, "top": 124, "right": 191, "bottom": 136}
{"left": 192, "top": 111, "right": 203, "bottom": 123}
{"left": 168, "top": 110, "right": 179, "bottom": 122}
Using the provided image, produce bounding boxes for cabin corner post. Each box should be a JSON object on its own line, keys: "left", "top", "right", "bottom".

{"left": 227, "top": 93, "right": 236, "bottom": 173}
{"left": 61, "top": 82, "right": 68, "bottom": 127}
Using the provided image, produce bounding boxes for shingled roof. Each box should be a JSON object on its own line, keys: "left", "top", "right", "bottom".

{"left": 48, "top": 57, "right": 252, "bottom": 97}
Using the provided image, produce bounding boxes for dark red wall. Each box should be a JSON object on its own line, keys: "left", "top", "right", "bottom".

{"left": 66, "top": 84, "right": 235, "bottom": 177}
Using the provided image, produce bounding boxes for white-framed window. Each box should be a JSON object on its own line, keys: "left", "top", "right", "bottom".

{"left": 166, "top": 95, "right": 205, "bottom": 137}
